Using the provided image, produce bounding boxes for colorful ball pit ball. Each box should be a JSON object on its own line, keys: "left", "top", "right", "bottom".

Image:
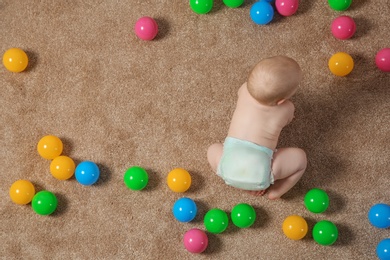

{"left": 2, "top": 48, "right": 29, "bottom": 73}
{"left": 75, "top": 161, "right": 100, "bottom": 186}
{"left": 124, "top": 166, "right": 149, "bottom": 191}
{"left": 223, "top": 0, "right": 244, "bottom": 8}
{"left": 9, "top": 180, "right": 35, "bottom": 205}
{"left": 183, "top": 228, "right": 208, "bottom": 254}
{"left": 377, "top": 239, "right": 390, "bottom": 260}
{"left": 328, "top": 52, "right": 354, "bottom": 76}
{"left": 167, "top": 168, "right": 191, "bottom": 192}
{"left": 250, "top": 1, "right": 274, "bottom": 25}
{"left": 312, "top": 220, "right": 339, "bottom": 246}
{"left": 331, "top": 15, "right": 356, "bottom": 40}
{"left": 32, "top": 191, "right": 58, "bottom": 215}
{"left": 304, "top": 188, "right": 330, "bottom": 213}
{"left": 134, "top": 16, "right": 158, "bottom": 41}
{"left": 190, "top": 0, "right": 213, "bottom": 14}
{"left": 231, "top": 203, "right": 256, "bottom": 228}
{"left": 368, "top": 203, "right": 390, "bottom": 229}
{"left": 375, "top": 48, "right": 390, "bottom": 72}
{"left": 173, "top": 197, "right": 198, "bottom": 223}
{"left": 275, "top": 0, "right": 299, "bottom": 17}
{"left": 204, "top": 208, "right": 229, "bottom": 234}
{"left": 37, "top": 135, "right": 63, "bottom": 160}
{"left": 50, "top": 156, "right": 75, "bottom": 180}
{"left": 328, "top": 0, "right": 352, "bottom": 11}
{"left": 282, "top": 215, "right": 308, "bottom": 240}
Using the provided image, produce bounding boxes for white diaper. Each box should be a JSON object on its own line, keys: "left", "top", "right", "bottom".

{"left": 217, "top": 137, "right": 274, "bottom": 191}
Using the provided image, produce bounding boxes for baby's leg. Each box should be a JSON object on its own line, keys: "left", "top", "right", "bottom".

{"left": 267, "top": 148, "right": 307, "bottom": 200}
{"left": 207, "top": 143, "right": 223, "bottom": 173}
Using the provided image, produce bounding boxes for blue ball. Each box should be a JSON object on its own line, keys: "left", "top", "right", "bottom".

{"left": 250, "top": 1, "right": 274, "bottom": 25}
{"left": 377, "top": 239, "right": 390, "bottom": 260}
{"left": 75, "top": 161, "right": 100, "bottom": 186}
{"left": 368, "top": 203, "right": 390, "bottom": 228}
{"left": 172, "top": 197, "right": 197, "bottom": 222}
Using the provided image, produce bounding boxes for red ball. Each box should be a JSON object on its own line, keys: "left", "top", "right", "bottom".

{"left": 331, "top": 15, "right": 356, "bottom": 40}
{"left": 134, "top": 16, "right": 158, "bottom": 41}
{"left": 375, "top": 48, "right": 390, "bottom": 72}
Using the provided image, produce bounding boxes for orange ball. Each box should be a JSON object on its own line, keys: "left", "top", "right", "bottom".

{"left": 282, "top": 215, "right": 308, "bottom": 240}
{"left": 50, "top": 156, "right": 75, "bottom": 180}
{"left": 3, "top": 48, "right": 29, "bottom": 73}
{"left": 167, "top": 168, "right": 191, "bottom": 192}
{"left": 9, "top": 180, "right": 35, "bottom": 205}
{"left": 328, "top": 52, "right": 354, "bottom": 76}
{"left": 37, "top": 135, "right": 63, "bottom": 160}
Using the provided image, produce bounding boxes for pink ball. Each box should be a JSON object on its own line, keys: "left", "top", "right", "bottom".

{"left": 331, "top": 15, "right": 356, "bottom": 40}
{"left": 134, "top": 16, "right": 158, "bottom": 41}
{"left": 183, "top": 228, "right": 208, "bottom": 254}
{"left": 275, "top": 0, "right": 299, "bottom": 16}
{"left": 376, "top": 48, "right": 390, "bottom": 72}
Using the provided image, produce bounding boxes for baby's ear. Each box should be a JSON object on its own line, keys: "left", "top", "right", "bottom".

{"left": 277, "top": 99, "right": 286, "bottom": 105}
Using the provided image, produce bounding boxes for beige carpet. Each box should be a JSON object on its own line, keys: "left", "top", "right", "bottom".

{"left": 1, "top": 0, "right": 389, "bottom": 259}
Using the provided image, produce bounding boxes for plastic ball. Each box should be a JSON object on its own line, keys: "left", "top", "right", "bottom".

{"left": 37, "top": 135, "right": 63, "bottom": 160}
{"left": 183, "top": 228, "right": 208, "bottom": 253}
{"left": 304, "top": 188, "right": 330, "bottom": 213}
{"left": 75, "top": 161, "right": 100, "bottom": 186}
{"left": 9, "top": 180, "right": 35, "bottom": 205}
{"left": 190, "top": 0, "right": 213, "bottom": 14}
{"left": 282, "top": 215, "right": 308, "bottom": 240}
{"left": 328, "top": 52, "right": 354, "bottom": 76}
{"left": 124, "top": 166, "right": 149, "bottom": 190}
{"left": 173, "top": 197, "right": 197, "bottom": 222}
{"left": 275, "top": 0, "right": 299, "bottom": 17}
{"left": 368, "top": 203, "right": 390, "bottom": 229}
{"left": 223, "top": 0, "right": 244, "bottom": 8}
{"left": 50, "top": 156, "right": 75, "bottom": 180}
{"left": 375, "top": 48, "right": 390, "bottom": 72}
{"left": 134, "top": 16, "right": 158, "bottom": 41}
{"left": 32, "top": 191, "right": 58, "bottom": 215}
{"left": 250, "top": 1, "right": 274, "bottom": 25}
{"left": 2, "top": 48, "right": 29, "bottom": 73}
{"left": 167, "top": 168, "right": 191, "bottom": 192}
{"left": 377, "top": 239, "right": 390, "bottom": 260}
{"left": 204, "top": 208, "right": 229, "bottom": 234}
{"left": 312, "top": 220, "right": 338, "bottom": 246}
{"left": 331, "top": 16, "right": 356, "bottom": 40}
{"left": 231, "top": 203, "right": 256, "bottom": 228}
{"left": 328, "top": 0, "right": 352, "bottom": 11}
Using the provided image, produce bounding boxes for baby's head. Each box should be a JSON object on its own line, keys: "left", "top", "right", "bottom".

{"left": 247, "top": 56, "right": 303, "bottom": 106}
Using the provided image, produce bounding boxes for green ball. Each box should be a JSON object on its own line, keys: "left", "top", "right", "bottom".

{"left": 223, "top": 0, "right": 244, "bottom": 8}
{"left": 204, "top": 208, "right": 229, "bottom": 234}
{"left": 190, "top": 0, "right": 213, "bottom": 14}
{"left": 32, "top": 191, "right": 58, "bottom": 215}
{"left": 312, "top": 220, "right": 338, "bottom": 246}
{"left": 231, "top": 203, "right": 256, "bottom": 228}
{"left": 328, "top": 0, "right": 352, "bottom": 11}
{"left": 124, "top": 166, "right": 149, "bottom": 191}
{"left": 304, "top": 188, "right": 330, "bottom": 213}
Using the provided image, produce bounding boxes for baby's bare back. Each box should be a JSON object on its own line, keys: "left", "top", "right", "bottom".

{"left": 228, "top": 84, "right": 294, "bottom": 150}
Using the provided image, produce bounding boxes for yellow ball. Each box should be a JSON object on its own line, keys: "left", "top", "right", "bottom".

{"left": 37, "top": 135, "right": 63, "bottom": 160}
{"left": 3, "top": 48, "right": 29, "bottom": 72}
{"left": 50, "top": 156, "right": 75, "bottom": 180}
{"left": 328, "top": 52, "right": 354, "bottom": 76}
{"left": 9, "top": 180, "right": 35, "bottom": 205}
{"left": 282, "top": 215, "right": 308, "bottom": 240}
{"left": 167, "top": 168, "right": 191, "bottom": 192}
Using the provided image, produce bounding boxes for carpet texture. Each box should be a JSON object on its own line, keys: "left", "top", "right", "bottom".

{"left": 1, "top": 0, "right": 389, "bottom": 259}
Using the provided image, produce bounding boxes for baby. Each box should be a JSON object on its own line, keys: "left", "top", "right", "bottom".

{"left": 207, "top": 56, "right": 307, "bottom": 200}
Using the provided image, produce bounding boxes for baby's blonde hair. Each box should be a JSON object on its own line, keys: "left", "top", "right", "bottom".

{"left": 247, "top": 56, "right": 303, "bottom": 105}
